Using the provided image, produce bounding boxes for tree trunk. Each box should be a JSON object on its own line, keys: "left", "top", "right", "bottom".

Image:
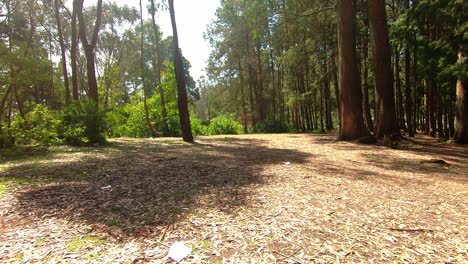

{"left": 168, "top": 0, "right": 193, "bottom": 142}
{"left": 368, "top": 0, "right": 400, "bottom": 139}
{"left": 77, "top": 0, "right": 103, "bottom": 108}
{"left": 394, "top": 47, "right": 406, "bottom": 130}
{"left": 71, "top": 0, "right": 79, "bottom": 101}
{"left": 404, "top": 0, "right": 414, "bottom": 137}
{"left": 239, "top": 60, "right": 248, "bottom": 133}
{"left": 337, "top": 0, "right": 370, "bottom": 140}
{"left": 140, "top": 0, "right": 156, "bottom": 137}
{"left": 54, "top": 0, "right": 70, "bottom": 104}
{"left": 454, "top": 45, "right": 468, "bottom": 144}
{"left": 361, "top": 20, "right": 374, "bottom": 132}
{"left": 149, "top": 0, "right": 169, "bottom": 136}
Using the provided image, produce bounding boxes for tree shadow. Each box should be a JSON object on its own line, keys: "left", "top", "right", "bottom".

{"left": 5, "top": 137, "right": 311, "bottom": 238}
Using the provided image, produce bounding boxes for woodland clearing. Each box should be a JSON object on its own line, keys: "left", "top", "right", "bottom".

{"left": 0, "top": 133, "right": 467, "bottom": 263}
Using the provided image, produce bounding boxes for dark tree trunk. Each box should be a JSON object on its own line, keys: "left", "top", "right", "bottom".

{"left": 361, "top": 19, "right": 374, "bottom": 132}
{"left": 436, "top": 85, "right": 444, "bottom": 138}
{"left": 404, "top": 0, "right": 414, "bottom": 136}
{"left": 337, "top": 0, "right": 370, "bottom": 140}
{"left": 54, "top": 0, "right": 70, "bottom": 104}
{"left": 429, "top": 81, "right": 437, "bottom": 137}
{"left": 368, "top": 0, "right": 400, "bottom": 139}
{"left": 454, "top": 46, "right": 468, "bottom": 144}
{"left": 394, "top": 47, "right": 406, "bottom": 130}
{"left": 168, "top": 0, "right": 193, "bottom": 142}
{"left": 448, "top": 94, "right": 455, "bottom": 137}
{"left": 424, "top": 81, "right": 430, "bottom": 134}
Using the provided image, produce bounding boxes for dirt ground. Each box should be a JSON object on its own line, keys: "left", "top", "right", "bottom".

{"left": 0, "top": 133, "right": 467, "bottom": 263}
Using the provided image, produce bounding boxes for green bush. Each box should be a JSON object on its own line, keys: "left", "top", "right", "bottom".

{"left": 61, "top": 102, "right": 106, "bottom": 145}
{"left": 208, "top": 115, "right": 243, "bottom": 135}
{"left": 9, "top": 104, "right": 60, "bottom": 146}
{"left": 191, "top": 118, "right": 208, "bottom": 136}
{"left": 254, "top": 118, "right": 290, "bottom": 133}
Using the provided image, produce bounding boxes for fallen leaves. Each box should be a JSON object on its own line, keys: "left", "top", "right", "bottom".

{"left": 0, "top": 134, "right": 467, "bottom": 263}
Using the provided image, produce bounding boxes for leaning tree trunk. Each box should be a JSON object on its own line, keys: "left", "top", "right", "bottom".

{"left": 454, "top": 45, "right": 468, "bottom": 144}
{"left": 337, "top": 0, "right": 370, "bottom": 140}
{"left": 368, "top": 0, "right": 400, "bottom": 139}
{"left": 168, "top": 0, "right": 193, "bottom": 142}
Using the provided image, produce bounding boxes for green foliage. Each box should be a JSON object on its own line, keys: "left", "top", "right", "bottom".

{"left": 208, "top": 115, "right": 243, "bottom": 135}
{"left": 8, "top": 104, "right": 60, "bottom": 146}
{"left": 191, "top": 118, "right": 208, "bottom": 136}
{"left": 61, "top": 102, "right": 107, "bottom": 145}
{"left": 254, "top": 119, "right": 291, "bottom": 133}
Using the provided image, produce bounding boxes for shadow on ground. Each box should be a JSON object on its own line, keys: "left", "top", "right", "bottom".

{"left": 4, "top": 137, "right": 311, "bottom": 238}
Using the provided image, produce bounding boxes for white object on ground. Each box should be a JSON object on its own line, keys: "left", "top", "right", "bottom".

{"left": 283, "top": 162, "right": 291, "bottom": 165}
{"left": 168, "top": 241, "right": 192, "bottom": 263}
{"left": 101, "top": 185, "right": 112, "bottom": 190}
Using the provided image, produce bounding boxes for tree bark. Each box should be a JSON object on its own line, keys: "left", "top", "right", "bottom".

{"left": 140, "top": 0, "right": 157, "bottom": 137}
{"left": 454, "top": 45, "right": 468, "bottom": 144}
{"left": 54, "top": 0, "right": 71, "bottom": 104}
{"left": 71, "top": 0, "right": 79, "bottom": 101}
{"left": 404, "top": 0, "right": 414, "bottom": 136}
{"left": 337, "top": 0, "right": 370, "bottom": 140}
{"left": 149, "top": 0, "right": 169, "bottom": 136}
{"left": 168, "top": 0, "right": 193, "bottom": 142}
{"left": 361, "top": 19, "right": 374, "bottom": 132}
{"left": 77, "top": 0, "right": 103, "bottom": 108}
{"left": 368, "top": 0, "right": 400, "bottom": 139}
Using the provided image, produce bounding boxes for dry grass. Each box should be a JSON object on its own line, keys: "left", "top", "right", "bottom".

{"left": 0, "top": 133, "right": 467, "bottom": 263}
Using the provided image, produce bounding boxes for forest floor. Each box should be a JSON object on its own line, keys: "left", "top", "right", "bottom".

{"left": 0, "top": 133, "right": 467, "bottom": 263}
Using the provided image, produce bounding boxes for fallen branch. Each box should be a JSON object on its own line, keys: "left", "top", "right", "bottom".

{"left": 273, "top": 250, "right": 304, "bottom": 264}
{"left": 388, "top": 227, "right": 435, "bottom": 232}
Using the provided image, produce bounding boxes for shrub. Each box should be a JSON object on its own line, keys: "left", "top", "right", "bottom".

{"left": 191, "top": 118, "right": 208, "bottom": 136}
{"left": 61, "top": 102, "right": 106, "bottom": 145}
{"left": 208, "top": 115, "right": 243, "bottom": 135}
{"left": 9, "top": 104, "right": 60, "bottom": 146}
{"left": 254, "top": 118, "right": 291, "bottom": 133}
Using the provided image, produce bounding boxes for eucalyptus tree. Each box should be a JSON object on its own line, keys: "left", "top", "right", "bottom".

{"left": 168, "top": 0, "right": 193, "bottom": 142}
{"left": 76, "top": 0, "right": 103, "bottom": 108}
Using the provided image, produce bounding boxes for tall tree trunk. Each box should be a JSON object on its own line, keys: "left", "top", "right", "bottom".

{"left": 54, "top": 0, "right": 70, "bottom": 104}
{"left": 368, "top": 0, "right": 400, "bottom": 139}
{"left": 424, "top": 81, "right": 430, "bottom": 134}
{"left": 429, "top": 81, "right": 437, "bottom": 137}
{"left": 404, "top": 0, "right": 414, "bottom": 136}
{"left": 337, "top": 0, "right": 370, "bottom": 140}
{"left": 361, "top": 20, "right": 374, "bottom": 132}
{"left": 149, "top": 0, "right": 169, "bottom": 136}
{"left": 394, "top": 47, "right": 406, "bottom": 130}
{"left": 454, "top": 45, "right": 468, "bottom": 144}
{"left": 140, "top": 0, "right": 156, "bottom": 137}
{"left": 239, "top": 60, "right": 248, "bottom": 133}
{"left": 71, "top": 0, "right": 79, "bottom": 101}
{"left": 168, "top": 0, "right": 193, "bottom": 142}
{"left": 77, "top": 0, "right": 103, "bottom": 108}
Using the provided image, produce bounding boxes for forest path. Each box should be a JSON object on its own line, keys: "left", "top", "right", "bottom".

{"left": 1, "top": 134, "right": 467, "bottom": 263}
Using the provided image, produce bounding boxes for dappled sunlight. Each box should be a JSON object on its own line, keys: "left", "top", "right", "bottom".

{"left": 1, "top": 134, "right": 466, "bottom": 263}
